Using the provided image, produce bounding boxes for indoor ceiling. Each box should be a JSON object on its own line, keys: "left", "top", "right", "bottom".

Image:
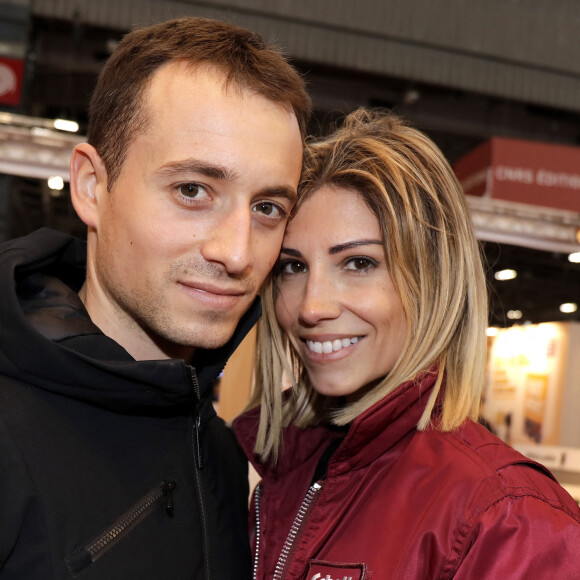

{"left": 483, "top": 241, "right": 580, "bottom": 327}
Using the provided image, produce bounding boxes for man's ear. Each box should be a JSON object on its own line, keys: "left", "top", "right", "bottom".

{"left": 70, "top": 143, "right": 109, "bottom": 229}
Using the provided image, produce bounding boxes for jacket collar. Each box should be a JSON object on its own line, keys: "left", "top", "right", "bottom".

{"left": 235, "top": 371, "right": 439, "bottom": 477}
{"left": 329, "top": 371, "right": 438, "bottom": 473}
{"left": 0, "top": 228, "right": 261, "bottom": 414}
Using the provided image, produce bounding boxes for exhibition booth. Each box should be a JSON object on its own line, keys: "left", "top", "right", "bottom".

{"left": 455, "top": 136, "right": 580, "bottom": 501}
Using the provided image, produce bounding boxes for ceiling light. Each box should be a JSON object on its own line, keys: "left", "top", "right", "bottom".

{"left": 494, "top": 269, "right": 517, "bottom": 281}
{"left": 507, "top": 310, "right": 522, "bottom": 320}
{"left": 403, "top": 88, "right": 421, "bottom": 105}
{"left": 0, "top": 112, "right": 14, "bottom": 124}
{"left": 560, "top": 303, "right": 578, "bottom": 314}
{"left": 47, "top": 176, "right": 64, "bottom": 190}
{"left": 569, "top": 251, "right": 580, "bottom": 263}
{"left": 53, "top": 118, "right": 79, "bottom": 133}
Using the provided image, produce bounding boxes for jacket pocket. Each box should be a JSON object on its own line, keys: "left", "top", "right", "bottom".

{"left": 65, "top": 480, "right": 176, "bottom": 576}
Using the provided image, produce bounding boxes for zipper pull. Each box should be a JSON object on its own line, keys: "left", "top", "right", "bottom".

{"left": 163, "top": 480, "right": 177, "bottom": 515}
{"left": 194, "top": 412, "right": 204, "bottom": 470}
{"left": 188, "top": 366, "right": 204, "bottom": 471}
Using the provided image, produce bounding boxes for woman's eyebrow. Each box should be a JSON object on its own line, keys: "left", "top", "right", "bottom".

{"left": 279, "top": 247, "right": 303, "bottom": 258}
{"left": 280, "top": 240, "right": 382, "bottom": 258}
{"left": 329, "top": 240, "right": 383, "bottom": 255}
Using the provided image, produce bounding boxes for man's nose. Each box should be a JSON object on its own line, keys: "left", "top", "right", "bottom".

{"left": 200, "top": 207, "right": 253, "bottom": 275}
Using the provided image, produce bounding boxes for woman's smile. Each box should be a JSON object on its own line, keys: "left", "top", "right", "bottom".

{"left": 304, "top": 336, "right": 362, "bottom": 354}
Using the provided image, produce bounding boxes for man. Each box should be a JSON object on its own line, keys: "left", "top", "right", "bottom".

{"left": 0, "top": 17, "right": 310, "bottom": 579}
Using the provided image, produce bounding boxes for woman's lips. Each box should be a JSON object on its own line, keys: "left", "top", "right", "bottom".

{"left": 298, "top": 336, "right": 365, "bottom": 363}
{"left": 305, "top": 336, "right": 361, "bottom": 354}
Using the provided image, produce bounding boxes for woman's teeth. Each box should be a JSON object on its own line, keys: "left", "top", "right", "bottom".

{"left": 306, "top": 337, "right": 360, "bottom": 354}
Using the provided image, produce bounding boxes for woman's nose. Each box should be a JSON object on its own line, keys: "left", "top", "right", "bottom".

{"left": 298, "top": 273, "right": 341, "bottom": 325}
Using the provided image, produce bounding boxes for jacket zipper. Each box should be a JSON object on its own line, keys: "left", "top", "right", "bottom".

{"left": 189, "top": 366, "right": 212, "bottom": 580}
{"left": 252, "top": 483, "right": 263, "bottom": 580}
{"left": 255, "top": 481, "right": 322, "bottom": 580}
{"left": 65, "top": 480, "right": 176, "bottom": 575}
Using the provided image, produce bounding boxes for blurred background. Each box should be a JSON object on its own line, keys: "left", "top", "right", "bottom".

{"left": 1, "top": 0, "right": 580, "bottom": 496}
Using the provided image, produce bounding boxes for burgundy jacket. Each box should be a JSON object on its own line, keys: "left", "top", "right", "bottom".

{"left": 234, "top": 372, "right": 580, "bottom": 579}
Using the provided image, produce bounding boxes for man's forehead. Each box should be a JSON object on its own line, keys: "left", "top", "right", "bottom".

{"left": 146, "top": 60, "right": 296, "bottom": 126}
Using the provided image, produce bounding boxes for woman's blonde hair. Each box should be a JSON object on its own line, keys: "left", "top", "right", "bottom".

{"left": 249, "top": 108, "right": 488, "bottom": 463}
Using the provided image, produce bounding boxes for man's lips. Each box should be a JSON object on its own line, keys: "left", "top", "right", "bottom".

{"left": 178, "top": 280, "right": 248, "bottom": 307}
{"left": 179, "top": 280, "right": 246, "bottom": 296}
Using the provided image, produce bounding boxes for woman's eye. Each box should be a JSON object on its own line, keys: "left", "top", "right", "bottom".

{"left": 178, "top": 183, "right": 208, "bottom": 199}
{"left": 345, "top": 257, "right": 375, "bottom": 271}
{"left": 277, "top": 260, "right": 306, "bottom": 275}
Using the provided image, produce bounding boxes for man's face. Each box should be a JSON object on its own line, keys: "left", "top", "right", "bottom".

{"left": 87, "top": 62, "right": 303, "bottom": 360}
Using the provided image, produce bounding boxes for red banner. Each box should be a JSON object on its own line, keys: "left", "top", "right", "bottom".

{"left": 0, "top": 56, "right": 25, "bottom": 106}
{"left": 454, "top": 137, "right": 580, "bottom": 213}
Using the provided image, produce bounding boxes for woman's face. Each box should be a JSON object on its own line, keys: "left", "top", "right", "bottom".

{"left": 275, "top": 185, "right": 407, "bottom": 400}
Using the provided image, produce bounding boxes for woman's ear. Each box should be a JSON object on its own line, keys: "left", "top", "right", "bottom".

{"left": 69, "top": 143, "right": 108, "bottom": 229}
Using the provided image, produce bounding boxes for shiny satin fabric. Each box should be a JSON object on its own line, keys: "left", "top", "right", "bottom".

{"left": 234, "top": 373, "right": 580, "bottom": 579}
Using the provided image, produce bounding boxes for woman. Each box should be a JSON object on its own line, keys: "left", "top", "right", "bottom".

{"left": 233, "top": 109, "right": 580, "bottom": 579}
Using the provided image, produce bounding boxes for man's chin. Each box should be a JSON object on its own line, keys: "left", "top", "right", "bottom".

{"left": 193, "top": 329, "right": 238, "bottom": 351}
{"left": 181, "top": 320, "right": 239, "bottom": 351}
{"left": 143, "top": 318, "right": 239, "bottom": 359}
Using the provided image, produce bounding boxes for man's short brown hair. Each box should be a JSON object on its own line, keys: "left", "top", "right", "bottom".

{"left": 88, "top": 17, "right": 311, "bottom": 187}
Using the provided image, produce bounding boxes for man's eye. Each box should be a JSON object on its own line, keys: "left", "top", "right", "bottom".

{"left": 179, "top": 183, "right": 207, "bottom": 199}
{"left": 253, "top": 201, "right": 285, "bottom": 219}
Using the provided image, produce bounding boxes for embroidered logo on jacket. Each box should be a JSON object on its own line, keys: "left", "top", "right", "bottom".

{"left": 306, "top": 560, "right": 366, "bottom": 580}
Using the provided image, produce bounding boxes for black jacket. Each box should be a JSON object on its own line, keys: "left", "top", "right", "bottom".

{"left": 0, "top": 228, "right": 253, "bottom": 579}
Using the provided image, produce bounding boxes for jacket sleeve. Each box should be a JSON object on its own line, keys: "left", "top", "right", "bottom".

{"left": 446, "top": 494, "right": 580, "bottom": 579}
{"left": 0, "top": 420, "right": 49, "bottom": 577}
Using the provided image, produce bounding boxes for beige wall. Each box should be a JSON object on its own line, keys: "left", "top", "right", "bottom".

{"left": 216, "top": 327, "right": 256, "bottom": 423}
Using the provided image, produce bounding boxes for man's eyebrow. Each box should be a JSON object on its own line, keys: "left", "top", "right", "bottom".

{"left": 329, "top": 240, "right": 383, "bottom": 255}
{"left": 155, "top": 159, "right": 237, "bottom": 181}
{"left": 257, "top": 185, "right": 298, "bottom": 204}
{"left": 154, "top": 160, "right": 297, "bottom": 203}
